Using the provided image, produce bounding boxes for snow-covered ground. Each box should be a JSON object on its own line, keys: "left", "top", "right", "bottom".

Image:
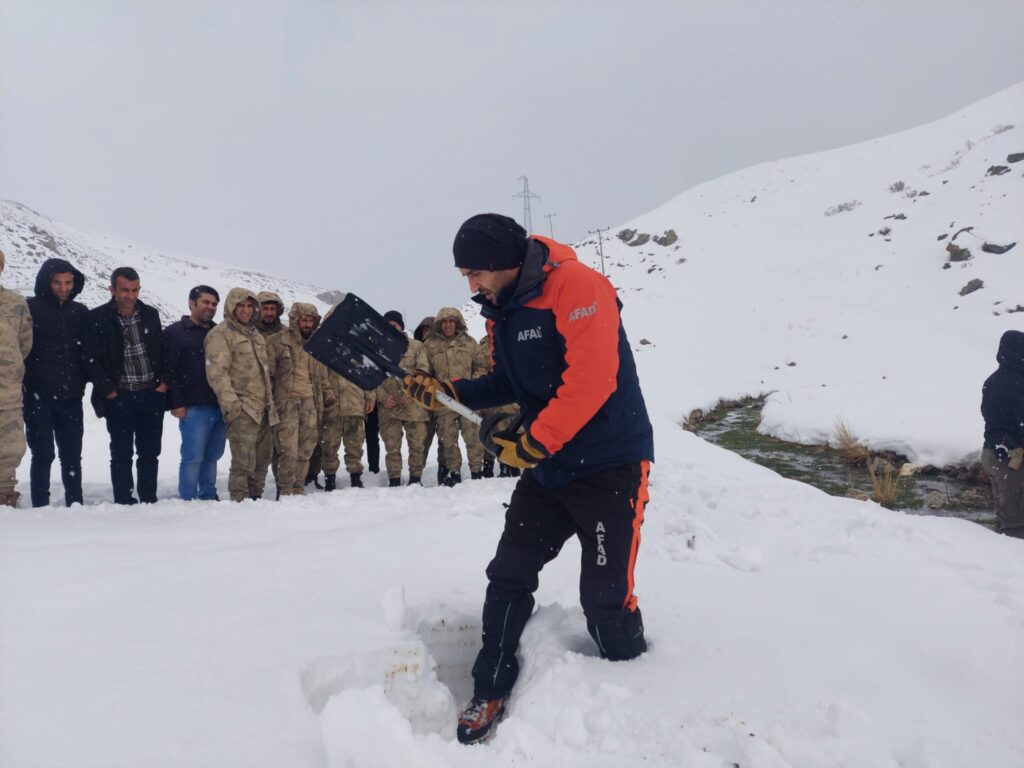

{"left": 2, "top": 87, "right": 1023, "bottom": 767}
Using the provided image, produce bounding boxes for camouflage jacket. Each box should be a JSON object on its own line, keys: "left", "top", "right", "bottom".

{"left": 266, "top": 303, "right": 336, "bottom": 422}
{"left": 422, "top": 307, "right": 485, "bottom": 381}
{"left": 204, "top": 287, "right": 278, "bottom": 427}
{"left": 325, "top": 369, "right": 375, "bottom": 421}
{"left": 375, "top": 336, "right": 430, "bottom": 423}
{"left": 0, "top": 285, "right": 32, "bottom": 410}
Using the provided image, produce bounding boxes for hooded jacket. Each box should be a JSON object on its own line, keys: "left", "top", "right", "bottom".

{"left": 83, "top": 292, "right": 165, "bottom": 418}
{"left": 422, "top": 307, "right": 485, "bottom": 381}
{"left": 204, "top": 288, "right": 278, "bottom": 427}
{"left": 982, "top": 330, "right": 1024, "bottom": 451}
{"left": 453, "top": 236, "right": 654, "bottom": 488}
{"left": 266, "top": 302, "right": 335, "bottom": 418}
{"left": 24, "top": 258, "right": 89, "bottom": 399}
{"left": 256, "top": 291, "right": 286, "bottom": 338}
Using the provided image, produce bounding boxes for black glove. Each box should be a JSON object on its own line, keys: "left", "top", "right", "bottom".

{"left": 402, "top": 370, "right": 459, "bottom": 411}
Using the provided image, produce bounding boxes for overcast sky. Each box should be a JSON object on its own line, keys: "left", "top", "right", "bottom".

{"left": 2, "top": 0, "right": 1023, "bottom": 322}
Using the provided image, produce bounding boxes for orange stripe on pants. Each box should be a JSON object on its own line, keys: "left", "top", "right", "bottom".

{"left": 624, "top": 459, "right": 650, "bottom": 612}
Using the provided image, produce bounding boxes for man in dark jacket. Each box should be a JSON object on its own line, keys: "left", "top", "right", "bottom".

{"left": 23, "top": 259, "right": 89, "bottom": 507}
{"left": 164, "top": 286, "right": 226, "bottom": 501}
{"left": 83, "top": 267, "right": 167, "bottom": 504}
{"left": 404, "top": 213, "right": 654, "bottom": 744}
{"left": 981, "top": 329, "right": 1024, "bottom": 538}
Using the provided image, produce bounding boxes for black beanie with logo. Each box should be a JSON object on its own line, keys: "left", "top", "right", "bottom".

{"left": 452, "top": 213, "right": 529, "bottom": 271}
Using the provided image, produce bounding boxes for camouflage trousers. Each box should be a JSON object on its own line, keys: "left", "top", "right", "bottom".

{"left": 323, "top": 415, "right": 365, "bottom": 475}
{"left": 274, "top": 397, "right": 319, "bottom": 496}
{"left": 436, "top": 410, "right": 484, "bottom": 475}
{"left": 379, "top": 416, "right": 428, "bottom": 479}
{"left": 226, "top": 410, "right": 272, "bottom": 502}
{"left": 0, "top": 407, "right": 26, "bottom": 503}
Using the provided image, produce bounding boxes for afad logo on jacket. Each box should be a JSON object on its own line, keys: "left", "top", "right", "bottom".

{"left": 517, "top": 327, "right": 543, "bottom": 342}
{"left": 567, "top": 302, "right": 597, "bottom": 323}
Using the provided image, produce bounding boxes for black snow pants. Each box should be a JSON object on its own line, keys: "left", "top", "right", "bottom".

{"left": 472, "top": 461, "right": 650, "bottom": 700}
{"left": 23, "top": 390, "right": 84, "bottom": 507}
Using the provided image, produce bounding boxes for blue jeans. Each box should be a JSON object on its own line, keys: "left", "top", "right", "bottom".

{"left": 178, "top": 405, "right": 227, "bottom": 500}
{"left": 106, "top": 388, "right": 166, "bottom": 504}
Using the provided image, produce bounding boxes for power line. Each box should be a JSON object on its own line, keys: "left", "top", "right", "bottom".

{"left": 587, "top": 227, "right": 610, "bottom": 275}
{"left": 513, "top": 175, "right": 540, "bottom": 234}
{"left": 543, "top": 213, "right": 557, "bottom": 238}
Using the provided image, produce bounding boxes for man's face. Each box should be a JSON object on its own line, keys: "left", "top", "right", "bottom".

{"left": 460, "top": 267, "right": 520, "bottom": 305}
{"left": 387, "top": 320, "right": 402, "bottom": 332}
{"left": 234, "top": 298, "right": 256, "bottom": 324}
{"left": 297, "top": 314, "right": 316, "bottom": 339}
{"left": 440, "top": 318, "right": 457, "bottom": 338}
{"left": 260, "top": 302, "right": 279, "bottom": 325}
{"left": 110, "top": 276, "right": 141, "bottom": 313}
{"left": 189, "top": 292, "right": 219, "bottom": 326}
{"left": 50, "top": 272, "right": 75, "bottom": 304}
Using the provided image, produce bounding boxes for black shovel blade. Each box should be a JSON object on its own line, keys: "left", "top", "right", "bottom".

{"left": 304, "top": 293, "right": 409, "bottom": 390}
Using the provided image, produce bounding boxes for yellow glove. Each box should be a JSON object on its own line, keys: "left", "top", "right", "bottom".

{"left": 492, "top": 429, "right": 550, "bottom": 470}
{"left": 402, "top": 369, "right": 459, "bottom": 411}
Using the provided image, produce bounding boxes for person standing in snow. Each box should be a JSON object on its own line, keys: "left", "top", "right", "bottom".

{"left": 266, "top": 302, "right": 335, "bottom": 497}
{"left": 204, "top": 288, "right": 278, "bottom": 502}
{"left": 475, "top": 331, "right": 520, "bottom": 479}
{"left": 981, "top": 330, "right": 1024, "bottom": 538}
{"left": 164, "top": 286, "right": 227, "bottom": 501}
{"left": 0, "top": 249, "right": 33, "bottom": 507}
{"left": 23, "top": 258, "right": 88, "bottom": 507}
{"left": 421, "top": 307, "right": 487, "bottom": 485}
{"left": 375, "top": 310, "right": 430, "bottom": 486}
{"left": 83, "top": 267, "right": 167, "bottom": 505}
{"left": 256, "top": 291, "right": 286, "bottom": 487}
{"left": 413, "top": 315, "right": 445, "bottom": 482}
{"left": 404, "top": 213, "right": 654, "bottom": 744}
{"left": 321, "top": 364, "right": 375, "bottom": 490}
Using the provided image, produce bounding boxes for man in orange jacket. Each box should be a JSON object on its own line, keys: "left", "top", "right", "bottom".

{"left": 405, "top": 213, "right": 654, "bottom": 744}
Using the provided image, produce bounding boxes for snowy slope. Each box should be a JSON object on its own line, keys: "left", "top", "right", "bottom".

{"left": 0, "top": 200, "right": 335, "bottom": 322}
{"left": 2, "top": 88, "right": 1024, "bottom": 768}
{"left": 572, "top": 82, "right": 1024, "bottom": 467}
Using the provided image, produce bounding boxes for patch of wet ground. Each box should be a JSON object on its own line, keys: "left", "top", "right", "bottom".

{"left": 691, "top": 397, "right": 995, "bottom": 529}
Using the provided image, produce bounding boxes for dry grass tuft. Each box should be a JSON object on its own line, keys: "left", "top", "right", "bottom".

{"left": 833, "top": 419, "right": 871, "bottom": 466}
{"left": 867, "top": 458, "right": 903, "bottom": 507}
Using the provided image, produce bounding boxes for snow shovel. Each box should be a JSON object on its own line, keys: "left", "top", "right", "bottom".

{"left": 304, "top": 292, "right": 482, "bottom": 425}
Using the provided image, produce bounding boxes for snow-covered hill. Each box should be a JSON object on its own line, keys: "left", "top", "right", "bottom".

{"left": 0, "top": 200, "right": 336, "bottom": 322}
{"left": 572, "top": 82, "right": 1023, "bottom": 467}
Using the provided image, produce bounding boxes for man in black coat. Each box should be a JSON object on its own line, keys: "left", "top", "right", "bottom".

{"left": 83, "top": 267, "right": 167, "bottom": 504}
{"left": 24, "top": 258, "right": 90, "bottom": 506}
{"left": 981, "top": 329, "right": 1024, "bottom": 538}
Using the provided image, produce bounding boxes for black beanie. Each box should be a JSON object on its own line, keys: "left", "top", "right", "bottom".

{"left": 383, "top": 310, "right": 405, "bottom": 330}
{"left": 453, "top": 213, "right": 529, "bottom": 271}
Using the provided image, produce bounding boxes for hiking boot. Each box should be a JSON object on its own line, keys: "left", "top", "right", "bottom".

{"left": 388, "top": 477, "right": 402, "bottom": 487}
{"left": 368, "top": 462, "right": 380, "bottom": 474}
{"left": 470, "top": 471, "right": 483, "bottom": 480}
{"left": 324, "top": 473, "right": 336, "bottom": 492}
{"left": 304, "top": 470, "right": 323, "bottom": 490}
{"left": 408, "top": 475, "right": 421, "bottom": 486}
{"left": 437, "top": 464, "right": 449, "bottom": 485}
{"left": 442, "top": 472, "right": 462, "bottom": 487}
{"left": 482, "top": 458, "right": 495, "bottom": 478}
{"left": 499, "top": 463, "right": 511, "bottom": 478}
{"left": 350, "top": 472, "right": 363, "bottom": 488}
{"left": 457, "top": 696, "right": 507, "bottom": 745}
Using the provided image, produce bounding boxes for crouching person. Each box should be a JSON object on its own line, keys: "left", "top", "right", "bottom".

{"left": 165, "top": 286, "right": 226, "bottom": 500}
{"left": 204, "top": 288, "right": 278, "bottom": 502}
{"left": 981, "top": 330, "right": 1024, "bottom": 538}
{"left": 266, "top": 303, "right": 334, "bottom": 497}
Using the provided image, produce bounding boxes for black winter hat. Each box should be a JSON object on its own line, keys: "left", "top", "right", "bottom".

{"left": 453, "top": 213, "right": 529, "bottom": 271}
{"left": 383, "top": 310, "right": 405, "bottom": 330}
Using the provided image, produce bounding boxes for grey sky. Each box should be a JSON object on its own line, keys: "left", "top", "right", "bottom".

{"left": 2, "top": 0, "right": 1023, "bottom": 323}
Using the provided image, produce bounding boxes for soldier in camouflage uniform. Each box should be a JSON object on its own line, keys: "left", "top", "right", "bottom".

{"left": 322, "top": 365, "right": 376, "bottom": 490}
{"left": 375, "top": 311, "right": 430, "bottom": 486}
{"left": 414, "top": 315, "right": 445, "bottom": 481}
{"left": 255, "top": 291, "right": 286, "bottom": 486}
{"left": 477, "top": 332, "right": 521, "bottom": 479}
{"left": 0, "top": 249, "right": 33, "bottom": 506}
{"left": 204, "top": 288, "right": 278, "bottom": 501}
{"left": 422, "top": 307, "right": 486, "bottom": 486}
{"left": 266, "top": 303, "right": 335, "bottom": 497}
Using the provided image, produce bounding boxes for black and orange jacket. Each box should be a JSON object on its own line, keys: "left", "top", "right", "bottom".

{"left": 453, "top": 236, "right": 654, "bottom": 488}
